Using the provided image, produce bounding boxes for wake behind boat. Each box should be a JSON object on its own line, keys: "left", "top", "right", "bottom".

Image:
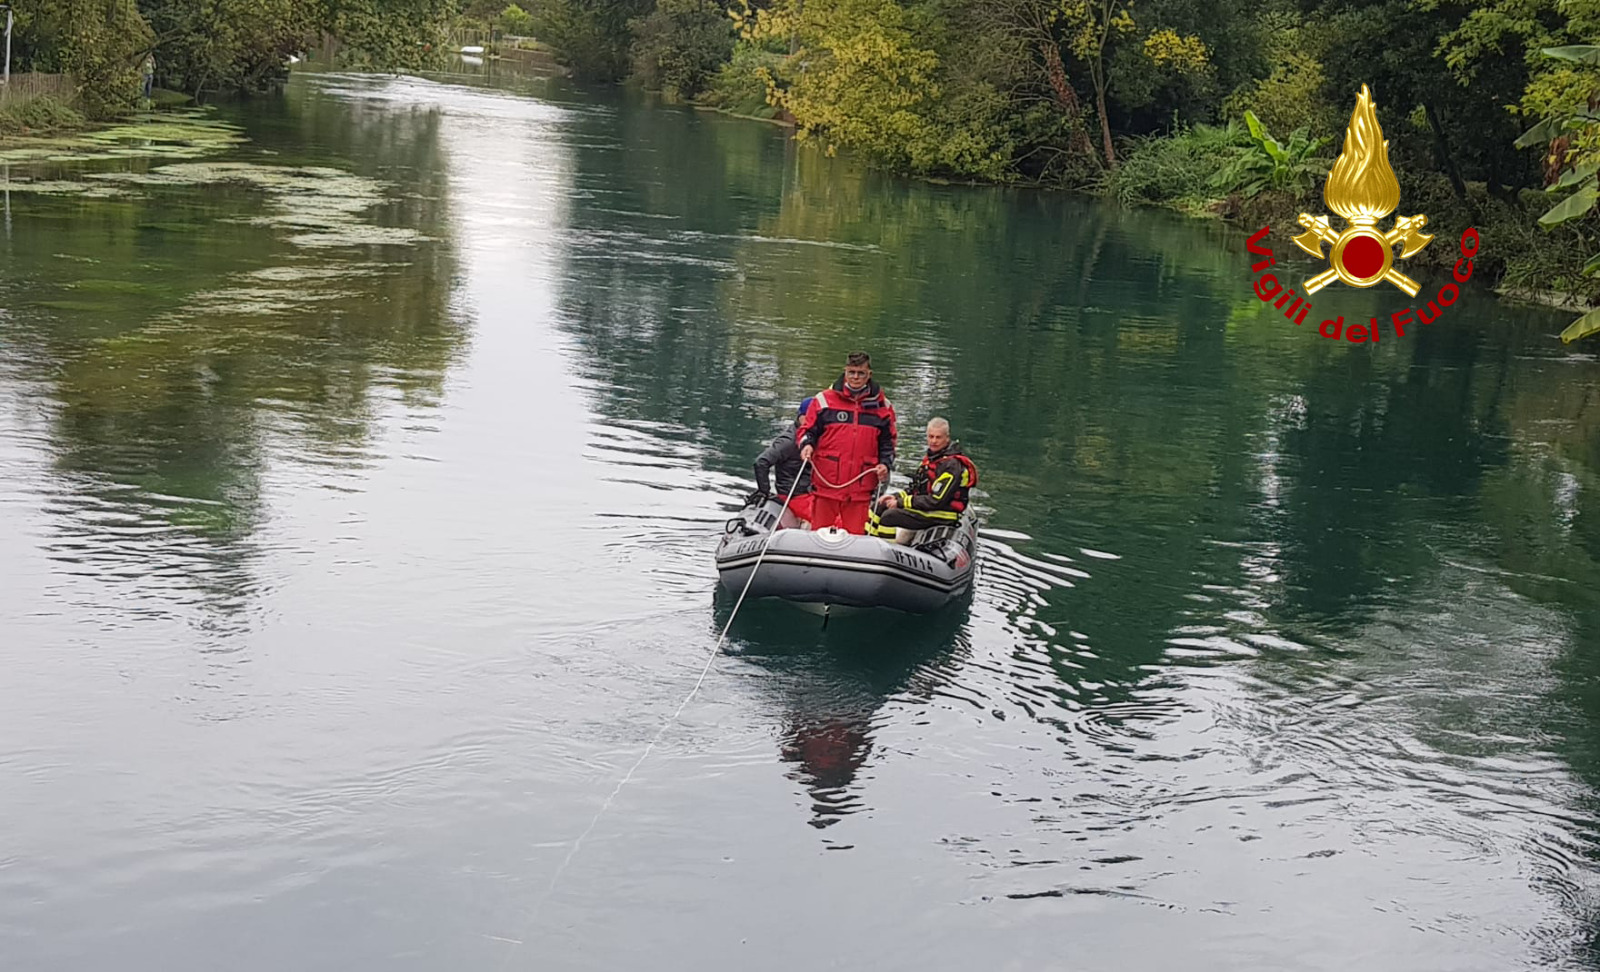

{"left": 715, "top": 495, "right": 978, "bottom": 614}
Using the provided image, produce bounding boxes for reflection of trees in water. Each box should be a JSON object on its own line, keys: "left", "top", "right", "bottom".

{"left": 544, "top": 97, "right": 804, "bottom": 467}
{"left": 1261, "top": 321, "right": 1511, "bottom": 623}
{"left": 442, "top": 75, "right": 1600, "bottom": 941}
{"left": 0, "top": 82, "right": 466, "bottom": 620}
{"left": 718, "top": 598, "right": 969, "bottom": 831}
{"left": 547, "top": 88, "right": 1600, "bottom": 806}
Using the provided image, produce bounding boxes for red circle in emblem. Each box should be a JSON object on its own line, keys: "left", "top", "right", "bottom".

{"left": 1342, "top": 235, "right": 1386, "bottom": 280}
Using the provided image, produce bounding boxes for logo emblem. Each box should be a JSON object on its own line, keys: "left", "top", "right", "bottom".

{"left": 837, "top": 410, "right": 849, "bottom": 421}
{"left": 1292, "top": 85, "right": 1432, "bottom": 297}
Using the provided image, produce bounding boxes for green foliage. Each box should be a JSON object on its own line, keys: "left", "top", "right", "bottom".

{"left": 1110, "top": 107, "right": 1331, "bottom": 217}
{"left": 1211, "top": 110, "right": 1330, "bottom": 198}
{"left": 23, "top": 0, "right": 153, "bottom": 119}
{"left": 1511, "top": 41, "right": 1600, "bottom": 341}
{"left": 529, "top": 0, "right": 654, "bottom": 80}
{"left": 0, "top": 96, "right": 88, "bottom": 136}
{"left": 631, "top": 0, "right": 734, "bottom": 98}
{"left": 8, "top": 0, "right": 456, "bottom": 116}
{"left": 1109, "top": 25, "right": 1216, "bottom": 120}
{"left": 738, "top": 0, "right": 940, "bottom": 171}
{"left": 321, "top": 0, "right": 458, "bottom": 72}
{"left": 701, "top": 43, "right": 784, "bottom": 117}
{"left": 140, "top": 0, "right": 317, "bottom": 97}
{"left": 1315, "top": 0, "right": 1534, "bottom": 192}
{"left": 1220, "top": 13, "right": 1338, "bottom": 139}
{"left": 498, "top": 4, "right": 537, "bottom": 35}
{"left": 1106, "top": 118, "right": 1249, "bottom": 209}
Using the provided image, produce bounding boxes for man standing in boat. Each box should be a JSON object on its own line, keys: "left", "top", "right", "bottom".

{"left": 867, "top": 417, "right": 977, "bottom": 542}
{"left": 796, "top": 351, "right": 896, "bottom": 534}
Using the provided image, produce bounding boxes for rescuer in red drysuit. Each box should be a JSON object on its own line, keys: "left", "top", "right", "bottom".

{"left": 796, "top": 351, "right": 897, "bottom": 535}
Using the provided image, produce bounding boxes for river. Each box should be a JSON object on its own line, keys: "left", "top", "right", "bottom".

{"left": 4, "top": 62, "right": 1600, "bottom": 972}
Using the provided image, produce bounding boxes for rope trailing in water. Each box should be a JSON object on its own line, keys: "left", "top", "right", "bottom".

{"left": 498, "top": 460, "right": 813, "bottom": 966}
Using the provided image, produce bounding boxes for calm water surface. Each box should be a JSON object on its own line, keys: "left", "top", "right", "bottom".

{"left": 5, "top": 65, "right": 1600, "bottom": 971}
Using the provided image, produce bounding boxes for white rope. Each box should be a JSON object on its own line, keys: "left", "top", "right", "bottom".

{"left": 808, "top": 461, "right": 881, "bottom": 491}
{"left": 496, "top": 461, "right": 812, "bottom": 968}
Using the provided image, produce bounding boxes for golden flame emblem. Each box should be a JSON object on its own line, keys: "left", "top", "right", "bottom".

{"left": 1293, "top": 85, "right": 1432, "bottom": 296}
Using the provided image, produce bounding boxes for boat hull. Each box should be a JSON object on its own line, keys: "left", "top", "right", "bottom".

{"left": 715, "top": 498, "right": 977, "bottom": 614}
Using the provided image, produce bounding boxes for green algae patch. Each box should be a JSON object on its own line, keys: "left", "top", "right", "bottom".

{"left": 151, "top": 260, "right": 408, "bottom": 322}
{"left": 1, "top": 178, "right": 136, "bottom": 199}
{"left": 32, "top": 299, "right": 117, "bottom": 312}
{"left": 68, "top": 279, "right": 162, "bottom": 296}
{"left": 155, "top": 163, "right": 430, "bottom": 250}
{"left": 53, "top": 162, "right": 431, "bottom": 251}
{"left": 0, "top": 110, "right": 246, "bottom": 165}
{"left": 244, "top": 264, "right": 397, "bottom": 283}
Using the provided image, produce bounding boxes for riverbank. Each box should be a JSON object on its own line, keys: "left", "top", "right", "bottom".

{"left": 690, "top": 92, "right": 1586, "bottom": 318}
{"left": 0, "top": 87, "right": 198, "bottom": 140}
{"left": 0, "top": 97, "right": 86, "bottom": 138}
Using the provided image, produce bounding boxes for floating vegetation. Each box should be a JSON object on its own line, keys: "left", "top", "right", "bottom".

{"left": 185, "top": 285, "right": 349, "bottom": 316}
{"left": 243, "top": 264, "right": 397, "bottom": 283}
{"left": 1, "top": 178, "right": 134, "bottom": 199}
{"left": 0, "top": 110, "right": 246, "bottom": 165}
{"left": 154, "top": 162, "right": 430, "bottom": 250}
{"left": 31, "top": 299, "right": 118, "bottom": 313}
{"left": 7, "top": 123, "right": 432, "bottom": 335}
{"left": 167, "top": 261, "right": 406, "bottom": 319}
{"left": 19, "top": 161, "right": 430, "bottom": 251}
{"left": 68, "top": 279, "right": 162, "bottom": 296}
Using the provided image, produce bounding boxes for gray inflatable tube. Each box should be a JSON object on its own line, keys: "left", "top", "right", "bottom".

{"left": 715, "top": 496, "right": 979, "bottom": 613}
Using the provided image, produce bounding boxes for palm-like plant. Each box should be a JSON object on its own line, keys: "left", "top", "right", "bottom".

{"left": 1211, "top": 110, "right": 1331, "bottom": 199}
{"left": 1516, "top": 45, "right": 1600, "bottom": 343}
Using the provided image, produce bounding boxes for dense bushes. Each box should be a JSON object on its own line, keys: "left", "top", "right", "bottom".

{"left": 630, "top": 0, "right": 734, "bottom": 98}
{"left": 0, "top": 96, "right": 88, "bottom": 136}
{"left": 5, "top": 0, "right": 454, "bottom": 119}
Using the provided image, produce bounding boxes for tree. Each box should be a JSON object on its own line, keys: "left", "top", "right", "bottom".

{"left": 320, "top": 0, "right": 458, "bottom": 73}
{"left": 1059, "top": 0, "right": 1139, "bottom": 165}
{"left": 1311, "top": 0, "right": 1538, "bottom": 201}
{"left": 958, "top": 0, "right": 1097, "bottom": 159}
{"left": 630, "top": 0, "right": 734, "bottom": 98}
{"left": 734, "top": 0, "right": 943, "bottom": 165}
{"left": 138, "top": 0, "right": 317, "bottom": 98}
{"left": 498, "top": 3, "right": 536, "bottom": 35}
{"left": 528, "top": 0, "right": 654, "bottom": 80}
{"left": 29, "top": 0, "right": 154, "bottom": 118}
{"left": 1514, "top": 43, "right": 1600, "bottom": 342}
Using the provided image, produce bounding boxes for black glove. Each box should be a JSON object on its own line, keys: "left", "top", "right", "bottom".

{"left": 743, "top": 489, "right": 770, "bottom": 507}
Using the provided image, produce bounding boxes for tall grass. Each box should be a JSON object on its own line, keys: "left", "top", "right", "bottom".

{"left": 0, "top": 96, "right": 86, "bottom": 136}
{"left": 0, "top": 74, "right": 86, "bottom": 136}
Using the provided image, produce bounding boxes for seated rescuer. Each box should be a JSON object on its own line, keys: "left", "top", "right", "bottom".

{"left": 750, "top": 398, "right": 816, "bottom": 524}
{"left": 867, "top": 417, "right": 977, "bottom": 543}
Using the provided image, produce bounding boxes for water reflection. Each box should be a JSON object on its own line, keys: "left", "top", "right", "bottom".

{"left": 721, "top": 598, "right": 969, "bottom": 831}
{"left": 0, "top": 81, "right": 465, "bottom": 622}
{"left": 7, "top": 53, "right": 1600, "bottom": 971}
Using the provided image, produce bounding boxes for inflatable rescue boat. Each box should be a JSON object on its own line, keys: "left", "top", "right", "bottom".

{"left": 715, "top": 495, "right": 979, "bottom": 613}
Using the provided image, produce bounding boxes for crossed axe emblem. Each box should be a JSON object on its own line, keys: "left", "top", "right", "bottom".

{"left": 1291, "top": 213, "right": 1433, "bottom": 297}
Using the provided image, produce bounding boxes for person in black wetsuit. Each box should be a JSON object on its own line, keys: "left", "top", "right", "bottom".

{"left": 748, "top": 397, "right": 816, "bottom": 523}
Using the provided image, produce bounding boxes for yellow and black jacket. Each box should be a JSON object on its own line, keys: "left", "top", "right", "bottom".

{"left": 890, "top": 443, "right": 978, "bottom": 521}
